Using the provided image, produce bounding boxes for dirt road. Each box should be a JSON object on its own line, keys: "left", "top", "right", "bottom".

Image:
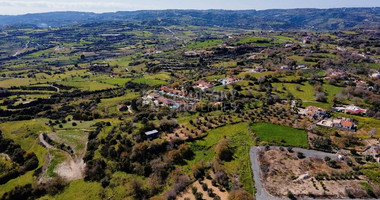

{"left": 38, "top": 133, "right": 85, "bottom": 181}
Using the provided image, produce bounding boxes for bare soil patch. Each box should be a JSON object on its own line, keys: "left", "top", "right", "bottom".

{"left": 258, "top": 149, "right": 380, "bottom": 199}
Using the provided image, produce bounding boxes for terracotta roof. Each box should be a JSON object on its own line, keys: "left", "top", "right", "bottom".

{"left": 341, "top": 120, "right": 353, "bottom": 127}
{"left": 194, "top": 80, "right": 213, "bottom": 88}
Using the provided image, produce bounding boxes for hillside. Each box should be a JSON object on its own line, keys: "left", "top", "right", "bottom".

{"left": 0, "top": 8, "right": 379, "bottom": 30}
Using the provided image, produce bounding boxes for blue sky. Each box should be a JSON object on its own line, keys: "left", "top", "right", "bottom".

{"left": 0, "top": 0, "right": 379, "bottom": 15}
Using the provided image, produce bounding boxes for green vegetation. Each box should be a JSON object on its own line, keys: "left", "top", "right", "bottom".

{"left": 102, "top": 78, "right": 131, "bottom": 86}
{"left": 187, "top": 39, "right": 223, "bottom": 49}
{"left": 187, "top": 123, "right": 254, "bottom": 193}
{"left": 251, "top": 123, "right": 308, "bottom": 148}
{"left": 132, "top": 77, "right": 167, "bottom": 86}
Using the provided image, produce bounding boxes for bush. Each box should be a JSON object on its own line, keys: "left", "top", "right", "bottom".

{"left": 207, "top": 188, "right": 215, "bottom": 197}
{"left": 215, "top": 138, "right": 234, "bottom": 161}
{"left": 212, "top": 179, "right": 217, "bottom": 186}
{"left": 228, "top": 189, "right": 253, "bottom": 200}
{"left": 84, "top": 159, "right": 107, "bottom": 182}
{"left": 287, "top": 190, "right": 296, "bottom": 200}
{"left": 213, "top": 196, "right": 221, "bottom": 200}
{"left": 195, "top": 192, "right": 203, "bottom": 200}
{"left": 316, "top": 92, "right": 327, "bottom": 102}
{"left": 193, "top": 163, "right": 205, "bottom": 179}
{"left": 202, "top": 183, "right": 208, "bottom": 191}
{"left": 215, "top": 171, "right": 229, "bottom": 187}
{"left": 192, "top": 186, "right": 197, "bottom": 194}
{"left": 297, "top": 152, "right": 305, "bottom": 159}
{"left": 327, "top": 160, "right": 340, "bottom": 169}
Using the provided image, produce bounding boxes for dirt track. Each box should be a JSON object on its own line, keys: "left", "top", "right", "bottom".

{"left": 38, "top": 133, "right": 85, "bottom": 181}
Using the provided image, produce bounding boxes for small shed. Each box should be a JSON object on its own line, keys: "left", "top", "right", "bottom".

{"left": 145, "top": 130, "right": 159, "bottom": 139}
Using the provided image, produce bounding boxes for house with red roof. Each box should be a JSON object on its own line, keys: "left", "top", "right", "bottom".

{"left": 194, "top": 80, "right": 213, "bottom": 90}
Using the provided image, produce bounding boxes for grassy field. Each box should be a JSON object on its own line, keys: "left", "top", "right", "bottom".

{"left": 132, "top": 77, "right": 167, "bottom": 86}
{"left": 238, "top": 71, "right": 274, "bottom": 79}
{"left": 186, "top": 39, "right": 223, "bottom": 49}
{"left": 0, "top": 119, "right": 52, "bottom": 196}
{"left": 38, "top": 179, "right": 103, "bottom": 200}
{"left": 233, "top": 36, "right": 271, "bottom": 46}
{"left": 185, "top": 123, "right": 255, "bottom": 194}
{"left": 251, "top": 123, "right": 308, "bottom": 148}
{"left": 324, "top": 83, "right": 344, "bottom": 104}
{"left": 0, "top": 78, "right": 41, "bottom": 88}
{"left": 57, "top": 81, "right": 116, "bottom": 91}
{"left": 102, "top": 78, "right": 131, "bottom": 86}
{"left": 97, "top": 92, "right": 139, "bottom": 115}
{"left": 273, "top": 82, "right": 315, "bottom": 101}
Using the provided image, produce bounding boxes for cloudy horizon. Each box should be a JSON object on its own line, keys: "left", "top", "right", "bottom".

{"left": 0, "top": 0, "right": 379, "bottom": 15}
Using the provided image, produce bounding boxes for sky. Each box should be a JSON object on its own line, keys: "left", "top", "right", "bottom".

{"left": 0, "top": 0, "right": 379, "bottom": 15}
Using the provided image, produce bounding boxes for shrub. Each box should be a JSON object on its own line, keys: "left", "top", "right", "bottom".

{"left": 228, "top": 189, "right": 253, "bottom": 200}
{"left": 297, "top": 152, "right": 305, "bottom": 159}
{"left": 195, "top": 192, "right": 203, "bottom": 200}
{"left": 212, "top": 179, "right": 217, "bottom": 186}
{"left": 327, "top": 160, "right": 340, "bottom": 169}
{"left": 193, "top": 163, "right": 205, "bottom": 179}
{"left": 215, "top": 138, "right": 234, "bottom": 161}
{"left": 207, "top": 188, "right": 215, "bottom": 197}
{"left": 215, "top": 171, "right": 229, "bottom": 187}
{"left": 192, "top": 186, "right": 198, "bottom": 194}
{"left": 213, "top": 196, "right": 221, "bottom": 200}
{"left": 202, "top": 183, "right": 208, "bottom": 191}
{"left": 84, "top": 159, "right": 107, "bottom": 182}
{"left": 287, "top": 190, "right": 296, "bottom": 200}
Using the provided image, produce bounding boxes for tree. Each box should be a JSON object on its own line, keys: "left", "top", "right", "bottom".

{"left": 193, "top": 163, "right": 205, "bottom": 179}
{"left": 215, "top": 138, "right": 234, "bottom": 161}
{"left": 84, "top": 159, "right": 107, "bottom": 182}
{"left": 130, "top": 179, "right": 147, "bottom": 200}
{"left": 228, "top": 189, "right": 253, "bottom": 200}
{"left": 315, "top": 92, "right": 327, "bottom": 102}
{"left": 294, "top": 84, "right": 301, "bottom": 91}
{"left": 215, "top": 171, "right": 229, "bottom": 187}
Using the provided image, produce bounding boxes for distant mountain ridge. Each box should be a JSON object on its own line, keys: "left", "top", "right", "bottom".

{"left": 0, "top": 8, "right": 379, "bottom": 30}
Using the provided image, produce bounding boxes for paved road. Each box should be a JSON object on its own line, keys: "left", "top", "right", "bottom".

{"left": 250, "top": 146, "right": 282, "bottom": 200}
{"left": 249, "top": 146, "right": 377, "bottom": 200}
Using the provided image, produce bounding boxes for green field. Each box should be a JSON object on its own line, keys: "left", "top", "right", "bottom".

{"left": 102, "top": 78, "right": 131, "bottom": 86}
{"left": 273, "top": 82, "right": 315, "bottom": 101}
{"left": 251, "top": 123, "right": 308, "bottom": 148}
{"left": 97, "top": 92, "right": 139, "bottom": 114}
{"left": 0, "top": 119, "right": 52, "bottom": 196}
{"left": 233, "top": 36, "right": 271, "bottom": 46}
{"left": 57, "top": 81, "right": 116, "bottom": 91}
{"left": 132, "top": 77, "right": 167, "bottom": 86}
{"left": 185, "top": 123, "right": 254, "bottom": 193}
{"left": 186, "top": 39, "right": 223, "bottom": 49}
{"left": 0, "top": 78, "right": 41, "bottom": 88}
